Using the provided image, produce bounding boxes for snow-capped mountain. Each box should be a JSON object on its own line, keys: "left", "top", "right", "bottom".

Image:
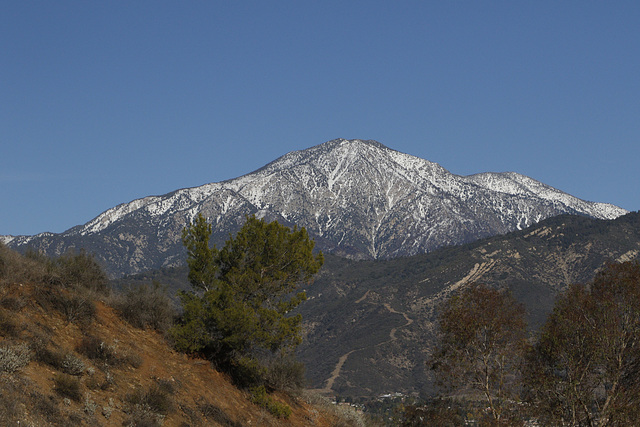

{"left": 4, "top": 139, "right": 627, "bottom": 276}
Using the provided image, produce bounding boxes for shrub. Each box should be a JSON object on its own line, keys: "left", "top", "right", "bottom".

{"left": 122, "top": 350, "right": 143, "bottom": 369}
{"left": 198, "top": 399, "right": 243, "bottom": 427}
{"left": 154, "top": 378, "right": 177, "bottom": 396}
{"left": 30, "top": 391, "right": 63, "bottom": 424}
{"left": 0, "top": 373, "right": 25, "bottom": 424}
{"left": 84, "top": 374, "right": 102, "bottom": 391}
{"left": 33, "top": 286, "right": 96, "bottom": 326}
{"left": 265, "top": 354, "right": 307, "bottom": 393}
{"left": 59, "top": 293, "right": 96, "bottom": 325}
{"left": 250, "top": 385, "right": 292, "bottom": 419}
{"left": 85, "top": 370, "right": 114, "bottom": 391}
{"left": 77, "top": 335, "right": 140, "bottom": 369}
{"left": 52, "top": 249, "right": 109, "bottom": 294}
{"left": 0, "top": 342, "right": 32, "bottom": 372}
{"left": 31, "top": 340, "right": 65, "bottom": 370}
{"left": 62, "top": 353, "right": 86, "bottom": 376}
{"left": 76, "top": 335, "right": 119, "bottom": 366}
{"left": 123, "top": 408, "right": 164, "bottom": 427}
{"left": 53, "top": 373, "right": 82, "bottom": 401}
{"left": 0, "top": 244, "right": 49, "bottom": 286}
{"left": 143, "top": 384, "right": 174, "bottom": 415}
{"left": 125, "top": 382, "right": 175, "bottom": 423}
{"left": 0, "top": 309, "right": 21, "bottom": 337}
{"left": 83, "top": 392, "right": 98, "bottom": 415}
{"left": 67, "top": 411, "right": 86, "bottom": 425}
{"left": 102, "top": 397, "right": 115, "bottom": 419}
{"left": 230, "top": 355, "right": 268, "bottom": 388}
{"left": 113, "top": 281, "right": 176, "bottom": 332}
{"left": 0, "top": 294, "right": 26, "bottom": 311}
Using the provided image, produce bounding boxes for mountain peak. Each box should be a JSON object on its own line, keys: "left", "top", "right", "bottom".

{"left": 249, "top": 138, "right": 396, "bottom": 177}
{"left": 325, "top": 138, "right": 389, "bottom": 149}
{"left": 6, "top": 139, "right": 628, "bottom": 276}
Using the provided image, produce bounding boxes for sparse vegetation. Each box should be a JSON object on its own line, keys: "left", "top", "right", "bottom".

{"left": 112, "top": 280, "right": 176, "bottom": 332}
{"left": 53, "top": 373, "right": 82, "bottom": 401}
{"left": 100, "top": 212, "right": 640, "bottom": 399}
{"left": 0, "top": 243, "right": 344, "bottom": 425}
{"left": 302, "top": 390, "right": 372, "bottom": 426}
{"left": 76, "top": 335, "right": 120, "bottom": 366}
{"left": 7, "top": 212, "right": 638, "bottom": 425}
{"left": 250, "top": 385, "right": 293, "bottom": 419}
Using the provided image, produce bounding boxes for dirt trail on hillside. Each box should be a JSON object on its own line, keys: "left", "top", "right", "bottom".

{"left": 384, "top": 303, "right": 414, "bottom": 340}
{"left": 320, "top": 350, "right": 357, "bottom": 393}
{"left": 317, "top": 261, "right": 498, "bottom": 394}
{"left": 355, "top": 289, "right": 370, "bottom": 303}
{"left": 315, "top": 293, "right": 414, "bottom": 395}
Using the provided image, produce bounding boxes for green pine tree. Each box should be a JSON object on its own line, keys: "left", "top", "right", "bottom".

{"left": 170, "top": 213, "right": 323, "bottom": 386}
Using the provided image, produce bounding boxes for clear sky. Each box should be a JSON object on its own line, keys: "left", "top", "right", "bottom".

{"left": 2, "top": 1, "right": 639, "bottom": 236}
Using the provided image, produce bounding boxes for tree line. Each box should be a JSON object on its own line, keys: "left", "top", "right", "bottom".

{"left": 421, "top": 260, "right": 640, "bottom": 426}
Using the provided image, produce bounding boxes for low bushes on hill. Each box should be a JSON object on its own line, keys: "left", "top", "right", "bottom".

{"left": 112, "top": 281, "right": 176, "bottom": 332}
{"left": 49, "top": 249, "right": 109, "bottom": 294}
{"left": 0, "top": 342, "right": 32, "bottom": 373}
{"left": 53, "top": 373, "right": 82, "bottom": 402}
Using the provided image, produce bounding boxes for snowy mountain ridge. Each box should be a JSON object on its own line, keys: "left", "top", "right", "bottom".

{"left": 3, "top": 139, "right": 627, "bottom": 276}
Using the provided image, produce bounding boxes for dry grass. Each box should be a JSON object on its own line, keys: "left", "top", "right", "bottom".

{"left": 0, "top": 244, "right": 354, "bottom": 426}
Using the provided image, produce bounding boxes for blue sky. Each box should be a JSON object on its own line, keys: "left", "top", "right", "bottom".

{"left": 2, "top": 1, "right": 639, "bottom": 236}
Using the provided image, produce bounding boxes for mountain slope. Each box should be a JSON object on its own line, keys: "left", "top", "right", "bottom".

{"left": 4, "top": 139, "right": 627, "bottom": 276}
{"left": 295, "top": 212, "right": 640, "bottom": 398}
{"left": 117, "top": 212, "right": 640, "bottom": 398}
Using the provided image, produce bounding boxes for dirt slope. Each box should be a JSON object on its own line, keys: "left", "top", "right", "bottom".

{"left": 0, "top": 281, "right": 354, "bottom": 426}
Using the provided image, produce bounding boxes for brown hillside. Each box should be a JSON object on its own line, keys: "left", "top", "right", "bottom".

{"left": 0, "top": 246, "right": 364, "bottom": 426}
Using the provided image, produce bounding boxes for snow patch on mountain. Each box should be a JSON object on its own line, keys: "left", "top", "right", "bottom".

{"left": 77, "top": 138, "right": 626, "bottom": 245}
{"left": 6, "top": 138, "right": 629, "bottom": 276}
{"left": 80, "top": 197, "right": 158, "bottom": 236}
{"left": 466, "top": 172, "right": 626, "bottom": 220}
{"left": 0, "top": 235, "right": 15, "bottom": 245}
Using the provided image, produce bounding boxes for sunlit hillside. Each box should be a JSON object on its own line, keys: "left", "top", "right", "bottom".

{"left": 0, "top": 243, "right": 368, "bottom": 426}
